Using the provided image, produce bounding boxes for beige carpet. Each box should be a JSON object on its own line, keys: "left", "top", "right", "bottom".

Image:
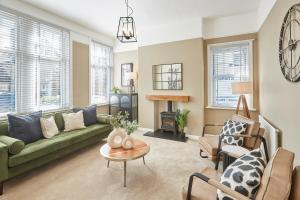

{"left": 0, "top": 130, "right": 214, "bottom": 200}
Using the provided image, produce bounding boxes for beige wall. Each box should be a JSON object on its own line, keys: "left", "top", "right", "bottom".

{"left": 73, "top": 41, "right": 90, "bottom": 108}
{"left": 72, "top": 41, "right": 109, "bottom": 114}
{"left": 258, "top": 0, "right": 300, "bottom": 165}
{"left": 138, "top": 38, "right": 204, "bottom": 135}
{"left": 203, "top": 33, "right": 260, "bottom": 125}
{"left": 114, "top": 50, "right": 139, "bottom": 92}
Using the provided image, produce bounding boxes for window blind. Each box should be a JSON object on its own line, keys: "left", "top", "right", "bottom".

{"left": 0, "top": 7, "right": 70, "bottom": 115}
{"left": 0, "top": 10, "right": 17, "bottom": 114}
{"left": 209, "top": 41, "right": 252, "bottom": 108}
{"left": 91, "top": 41, "right": 113, "bottom": 104}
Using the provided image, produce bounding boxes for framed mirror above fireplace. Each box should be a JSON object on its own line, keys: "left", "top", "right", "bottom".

{"left": 152, "top": 63, "right": 183, "bottom": 90}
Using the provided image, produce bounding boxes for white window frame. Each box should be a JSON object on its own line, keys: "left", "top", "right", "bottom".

{"left": 0, "top": 6, "right": 71, "bottom": 116}
{"left": 207, "top": 40, "right": 254, "bottom": 109}
{"left": 89, "top": 40, "right": 113, "bottom": 105}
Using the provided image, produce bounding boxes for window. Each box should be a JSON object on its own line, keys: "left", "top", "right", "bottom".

{"left": 90, "top": 41, "right": 113, "bottom": 104}
{"left": 0, "top": 8, "right": 70, "bottom": 115}
{"left": 208, "top": 41, "right": 253, "bottom": 108}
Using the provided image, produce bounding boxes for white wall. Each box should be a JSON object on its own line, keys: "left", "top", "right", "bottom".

{"left": 0, "top": 0, "right": 114, "bottom": 46}
{"left": 114, "top": 17, "right": 203, "bottom": 51}
{"left": 114, "top": 41, "right": 138, "bottom": 53}
{"left": 138, "top": 18, "right": 203, "bottom": 47}
{"left": 203, "top": 12, "right": 258, "bottom": 39}
{"left": 114, "top": 4, "right": 278, "bottom": 51}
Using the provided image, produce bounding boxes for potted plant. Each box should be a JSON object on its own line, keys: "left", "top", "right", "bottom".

{"left": 122, "top": 120, "right": 139, "bottom": 149}
{"left": 107, "top": 111, "right": 129, "bottom": 148}
{"left": 176, "top": 109, "right": 190, "bottom": 138}
{"left": 112, "top": 86, "right": 121, "bottom": 94}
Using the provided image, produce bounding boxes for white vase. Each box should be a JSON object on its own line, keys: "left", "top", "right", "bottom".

{"left": 122, "top": 135, "right": 134, "bottom": 149}
{"left": 107, "top": 128, "right": 126, "bottom": 148}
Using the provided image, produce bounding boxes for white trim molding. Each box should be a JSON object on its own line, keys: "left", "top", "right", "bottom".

{"left": 207, "top": 39, "right": 254, "bottom": 109}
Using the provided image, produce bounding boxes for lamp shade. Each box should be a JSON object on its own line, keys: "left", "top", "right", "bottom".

{"left": 128, "top": 72, "right": 137, "bottom": 80}
{"left": 232, "top": 81, "right": 253, "bottom": 95}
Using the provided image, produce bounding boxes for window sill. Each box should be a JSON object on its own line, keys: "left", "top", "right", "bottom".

{"left": 96, "top": 103, "right": 109, "bottom": 107}
{"left": 206, "top": 106, "right": 257, "bottom": 112}
{"left": 0, "top": 107, "right": 72, "bottom": 121}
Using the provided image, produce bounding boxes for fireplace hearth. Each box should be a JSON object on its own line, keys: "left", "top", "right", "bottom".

{"left": 144, "top": 95, "right": 190, "bottom": 142}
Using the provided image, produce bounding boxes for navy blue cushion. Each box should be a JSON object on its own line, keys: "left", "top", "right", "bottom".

{"left": 7, "top": 111, "right": 43, "bottom": 144}
{"left": 73, "top": 105, "right": 97, "bottom": 126}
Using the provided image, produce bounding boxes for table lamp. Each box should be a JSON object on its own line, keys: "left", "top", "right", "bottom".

{"left": 128, "top": 72, "right": 137, "bottom": 93}
{"left": 232, "top": 81, "right": 253, "bottom": 119}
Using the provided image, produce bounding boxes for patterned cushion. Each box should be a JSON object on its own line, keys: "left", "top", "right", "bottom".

{"left": 217, "top": 149, "right": 266, "bottom": 200}
{"left": 221, "top": 120, "right": 248, "bottom": 146}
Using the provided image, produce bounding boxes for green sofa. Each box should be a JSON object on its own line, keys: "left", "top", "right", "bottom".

{"left": 0, "top": 110, "right": 112, "bottom": 195}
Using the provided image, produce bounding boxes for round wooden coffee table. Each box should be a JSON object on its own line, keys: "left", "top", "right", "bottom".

{"left": 100, "top": 139, "right": 150, "bottom": 187}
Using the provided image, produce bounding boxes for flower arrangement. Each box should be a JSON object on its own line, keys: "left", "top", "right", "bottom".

{"left": 111, "top": 86, "right": 121, "bottom": 94}
{"left": 122, "top": 120, "right": 139, "bottom": 135}
{"left": 109, "top": 111, "right": 129, "bottom": 128}
{"left": 107, "top": 111, "right": 139, "bottom": 149}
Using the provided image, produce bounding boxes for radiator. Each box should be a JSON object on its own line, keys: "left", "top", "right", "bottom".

{"left": 259, "top": 115, "right": 280, "bottom": 158}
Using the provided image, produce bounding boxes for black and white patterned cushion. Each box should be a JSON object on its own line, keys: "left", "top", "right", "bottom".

{"left": 221, "top": 120, "right": 248, "bottom": 146}
{"left": 217, "top": 149, "right": 266, "bottom": 200}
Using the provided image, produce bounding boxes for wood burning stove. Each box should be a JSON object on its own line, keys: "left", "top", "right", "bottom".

{"left": 160, "top": 101, "right": 178, "bottom": 135}
{"left": 144, "top": 95, "right": 190, "bottom": 142}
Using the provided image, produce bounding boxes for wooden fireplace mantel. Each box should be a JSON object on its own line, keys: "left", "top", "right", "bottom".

{"left": 145, "top": 95, "right": 190, "bottom": 102}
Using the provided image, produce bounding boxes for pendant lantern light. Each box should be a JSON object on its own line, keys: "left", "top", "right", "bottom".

{"left": 116, "top": 0, "right": 137, "bottom": 43}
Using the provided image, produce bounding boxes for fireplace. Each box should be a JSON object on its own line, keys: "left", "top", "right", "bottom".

{"left": 160, "top": 101, "right": 178, "bottom": 135}
{"left": 145, "top": 95, "right": 190, "bottom": 142}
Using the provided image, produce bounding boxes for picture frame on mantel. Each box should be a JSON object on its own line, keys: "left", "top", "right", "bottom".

{"left": 121, "top": 63, "right": 133, "bottom": 86}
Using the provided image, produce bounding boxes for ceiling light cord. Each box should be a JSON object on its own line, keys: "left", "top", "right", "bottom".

{"left": 125, "top": 0, "right": 134, "bottom": 17}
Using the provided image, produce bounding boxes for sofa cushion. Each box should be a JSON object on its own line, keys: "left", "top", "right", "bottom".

{"left": 7, "top": 111, "right": 43, "bottom": 144}
{"left": 62, "top": 111, "right": 86, "bottom": 131}
{"left": 54, "top": 110, "right": 72, "bottom": 131}
{"left": 8, "top": 124, "right": 111, "bottom": 167}
{"left": 73, "top": 105, "right": 97, "bottom": 126}
{"left": 221, "top": 145, "right": 250, "bottom": 158}
{"left": 231, "top": 115, "right": 261, "bottom": 149}
{"left": 0, "top": 121, "right": 9, "bottom": 136}
{"left": 40, "top": 116, "right": 59, "bottom": 139}
{"left": 182, "top": 167, "right": 221, "bottom": 200}
{"left": 0, "top": 135, "right": 25, "bottom": 155}
{"left": 97, "top": 114, "right": 111, "bottom": 124}
{"left": 220, "top": 120, "right": 248, "bottom": 146}
{"left": 255, "top": 148, "right": 294, "bottom": 200}
{"left": 217, "top": 148, "right": 266, "bottom": 199}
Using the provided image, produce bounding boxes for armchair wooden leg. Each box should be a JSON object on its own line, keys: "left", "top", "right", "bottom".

{"left": 0, "top": 182, "right": 3, "bottom": 195}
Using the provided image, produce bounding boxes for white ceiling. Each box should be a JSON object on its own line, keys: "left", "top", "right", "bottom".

{"left": 21, "top": 0, "right": 262, "bottom": 38}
